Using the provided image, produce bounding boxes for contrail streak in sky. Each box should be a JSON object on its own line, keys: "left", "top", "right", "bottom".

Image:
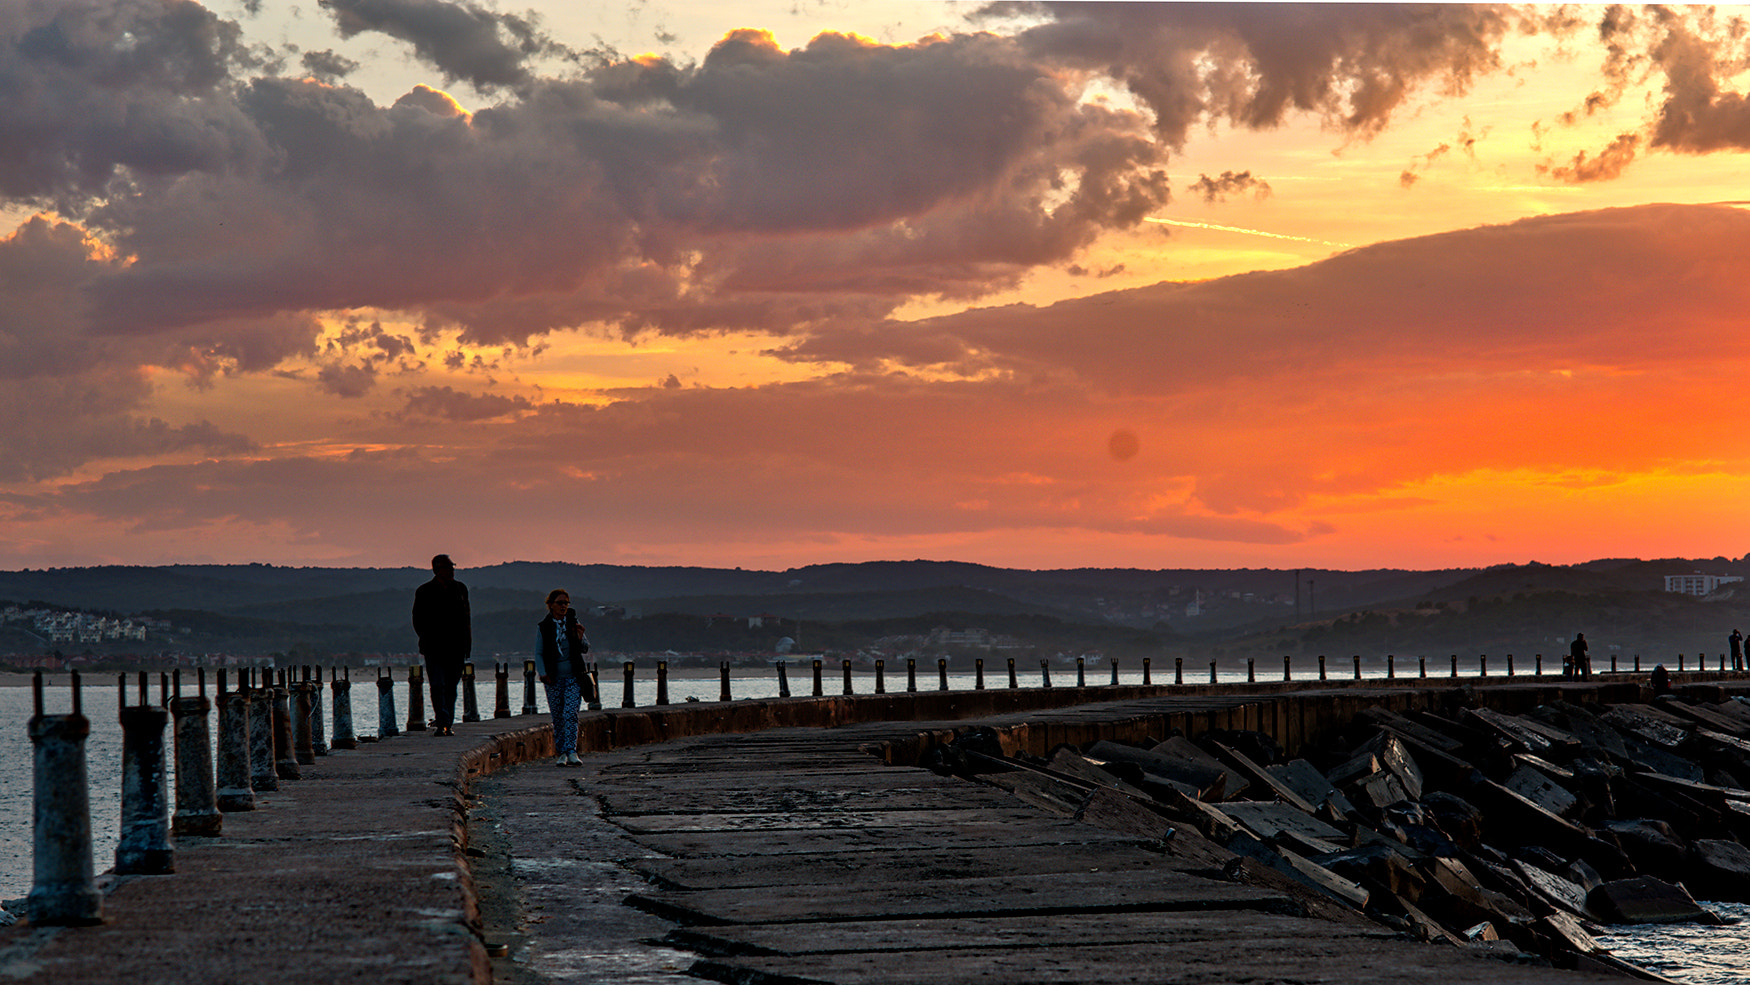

{"left": 1145, "top": 216, "right": 1351, "bottom": 248}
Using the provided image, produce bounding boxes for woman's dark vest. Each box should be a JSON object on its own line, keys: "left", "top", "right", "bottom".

{"left": 537, "top": 612, "right": 585, "bottom": 678}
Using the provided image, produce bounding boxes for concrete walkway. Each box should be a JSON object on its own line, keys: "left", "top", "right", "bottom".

{"left": 475, "top": 698, "right": 1624, "bottom": 984}
{"left": 0, "top": 683, "right": 1669, "bottom": 983}
{"left": 0, "top": 720, "right": 494, "bottom": 985}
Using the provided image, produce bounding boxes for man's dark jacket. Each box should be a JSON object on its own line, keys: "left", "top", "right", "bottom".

{"left": 412, "top": 578, "right": 472, "bottom": 658}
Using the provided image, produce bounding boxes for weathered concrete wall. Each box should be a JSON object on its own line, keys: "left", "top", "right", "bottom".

{"left": 454, "top": 672, "right": 1750, "bottom": 780}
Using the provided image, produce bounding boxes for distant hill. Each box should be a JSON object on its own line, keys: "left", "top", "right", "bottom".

{"left": 2, "top": 556, "right": 1745, "bottom": 664}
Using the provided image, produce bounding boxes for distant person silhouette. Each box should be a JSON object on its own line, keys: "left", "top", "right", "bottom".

{"left": 1570, "top": 632, "right": 1591, "bottom": 680}
{"left": 411, "top": 554, "right": 471, "bottom": 736}
{"left": 1651, "top": 663, "right": 1671, "bottom": 696}
{"left": 1731, "top": 629, "right": 1743, "bottom": 672}
{"left": 536, "top": 589, "right": 590, "bottom": 766}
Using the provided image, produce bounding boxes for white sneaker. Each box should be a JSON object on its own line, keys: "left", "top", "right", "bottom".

{"left": 565, "top": 752, "right": 582, "bottom": 766}
{"left": 553, "top": 755, "right": 567, "bottom": 767}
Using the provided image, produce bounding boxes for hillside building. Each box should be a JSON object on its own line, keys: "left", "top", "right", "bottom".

{"left": 1665, "top": 573, "right": 1744, "bottom": 596}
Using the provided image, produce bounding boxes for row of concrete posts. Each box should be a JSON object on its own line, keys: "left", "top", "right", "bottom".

{"left": 29, "top": 648, "right": 1731, "bottom": 926}
{"left": 25, "top": 657, "right": 597, "bottom": 927}
{"left": 28, "top": 664, "right": 392, "bottom": 926}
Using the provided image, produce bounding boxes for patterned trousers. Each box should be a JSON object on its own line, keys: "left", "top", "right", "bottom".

{"left": 542, "top": 676, "right": 583, "bottom": 755}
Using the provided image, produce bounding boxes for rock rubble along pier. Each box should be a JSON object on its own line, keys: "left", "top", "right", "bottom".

{"left": 5, "top": 673, "right": 1749, "bottom": 984}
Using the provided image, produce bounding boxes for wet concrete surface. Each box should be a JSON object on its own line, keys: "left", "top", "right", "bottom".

{"left": 475, "top": 714, "right": 1622, "bottom": 984}
{"left": 0, "top": 726, "right": 494, "bottom": 985}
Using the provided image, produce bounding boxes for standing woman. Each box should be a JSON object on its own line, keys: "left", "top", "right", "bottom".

{"left": 536, "top": 589, "right": 590, "bottom": 766}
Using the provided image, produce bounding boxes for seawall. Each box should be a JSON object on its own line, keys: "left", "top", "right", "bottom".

{"left": 4, "top": 671, "right": 1745, "bottom": 983}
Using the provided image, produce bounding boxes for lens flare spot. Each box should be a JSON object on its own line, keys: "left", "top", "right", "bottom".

{"left": 1108, "top": 429, "right": 1139, "bottom": 462}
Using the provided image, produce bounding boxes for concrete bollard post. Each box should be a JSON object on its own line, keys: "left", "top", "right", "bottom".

{"left": 524, "top": 660, "right": 539, "bottom": 715}
{"left": 1613, "top": 653, "right": 1619, "bottom": 673}
{"left": 1283, "top": 655, "right": 1291, "bottom": 682}
{"left": 1110, "top": 660, "right": 1119, "bottom": 686}
{"left": 170, "top": 683, "right": 221, "bottom": 838}
{"left": 906, "top": 658, "right": 917, "bottom": 693}
{"left": 461, "top": 663, "right": 480, "bottom": 723}
{"left": 938, "top": 658, "right": 949, "bottom": 691}
{"left": 1008, "top": 658, "right": 1018, "bottom": 689}
{"left": 330, "top": 669, "right": 355, "bottom": 750}
{"left": 1209, "top": 659, "right": 1216, "bottom": 684}
{"left": 1318, "top": 655, "right": 1326, "bottom": 680}
{"left": 811, "top": 658, "right": 823, "bottom": 697}
{"left": 1536, "top": 654, "right": 1543, "bottom": 676}
{"left": 116, "top": 688, "right": 174, "bottom": 875}
{"left": 1076, "top": 657, "right": 1086, "bottom": 688}
{"left": 1174, "top": 657, "right": 1182, "bottom": 685}
{"left": 377, "top": 669, "right": 400, "bottom": 738}
{"left": 215, "top": 673, "right": 255, "bottom": 812}
{"left": 249, "top": 677, "right": 279, "bottom": 791}
{"left": 1041, "top": 659, "right": 1052, "bottom": 688}
{"left": 1480, "top": 654, "right": 1488, "bottom": 677}
{"left": 28, "top": 672, "right": 103, "bottom": 926}
{"left": 622, "top": 661, "right": 636, "bottom": 708}
{"left": 776, "top": 660, "right": 791, "bottom": 698}
{"left": 271, "top": 676, "right": 299, "bottom": 781}
{"left": 1419, "top": 656, "right": 1427, "bottom": 678}
{"left": 312, "top": 679, "right": 329, "bottom": 756}
{"left": 1387, "top": 654, "right": 1395, "bottom": 679}
{"left": 1247, "top": 658, "right": 1254, "bottom": 683}
{"left": 1143, "top": 657, "right": 1151, "bottom": 685}
{"left": 585, "top": 663, "right": 602, "bottom": 711}
{"left": 1450, "top": 654, "right": 1458, "bottom": 677}
{"left": 656, "top": 661, "right": 670, "bottom": 705}
{"left": 975, "top": 658, "right": 985, "bottom": 691}
{"left": 1352, "top": 655, "right": 1361, "bottom": 680}
{"left": 875, "top": 659, "right": 885, "bottom": 694}
{"left": 1634, "top": 654, "right": 1640, "bottom": 672}
{"left": 292, "top": 682, "right": 316, "bottom": 765}
{"left": 490, "top": 668, "right": 511, "bottom": 720}
{"left": 720, "top": 662, "right": 732, "bottom": 702}
{"left": 1507, "top": 654, "right": 1515, "bottom": 677}
{"left": 842, "top": 659, "right": 853, "bottom": 695}
{"left": 1679, "top": 653, "right": 1686, "bottom": 672}
{"left": 307, "top": 668, "right": 326, "bottom": 756}
{"left": 407, "top": 664, "right": 427, "bottom": 732}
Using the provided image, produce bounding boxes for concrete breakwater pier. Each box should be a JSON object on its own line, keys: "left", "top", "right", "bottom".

{"left": 4, "top": 670, "right": 1749, "bottom": 983}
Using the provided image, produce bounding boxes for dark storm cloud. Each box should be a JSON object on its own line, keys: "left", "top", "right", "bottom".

{"left": 402, "top": 384, "right": 533, "bottom": 420}
{"left": 986, "top": 2, "right": 1516, "bottom": 144}
{"left": 316, "top": 0, "right": 575, "bottom": 90}
{"left": 771, "top": 203, "right": 1750, "bottom": 393}
{"left": 1188, "top": 170, "right": 1270, "bottom": 203}
{"left": 0, "top": 0, "right": 1574, "bottom": 357}
{"left": 1540, "top": 132, "right": 1639, "bottom": 183}
{"left": 1543, "top": 6, "right": 1750, "bottom": 176}
{"left": 300, "top": 48, "right": 359, "bottom": 81}
{"left": 0, "top": 0, "right": 269, "bottom": 202}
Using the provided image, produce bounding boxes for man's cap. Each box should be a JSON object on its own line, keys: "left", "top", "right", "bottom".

{"left": 432, "top": 554, "right": 455, "bottom": 569}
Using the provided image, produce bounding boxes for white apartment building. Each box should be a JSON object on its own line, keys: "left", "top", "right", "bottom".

{"left": 1665, "top": 573, "right": 1745, "bottom": 596}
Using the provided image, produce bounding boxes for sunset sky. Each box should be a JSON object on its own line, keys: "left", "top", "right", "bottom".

{"left": 4, "top": 0, "right": 1750, "bottom": 573}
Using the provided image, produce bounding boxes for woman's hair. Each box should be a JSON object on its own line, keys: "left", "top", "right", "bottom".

{"left": 546, "top": 588, "right": 569, "bottom": 605}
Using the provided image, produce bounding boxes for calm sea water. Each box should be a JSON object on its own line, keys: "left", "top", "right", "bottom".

{"left": 4, "top": 667, "right": 1745, "bottom": 981}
